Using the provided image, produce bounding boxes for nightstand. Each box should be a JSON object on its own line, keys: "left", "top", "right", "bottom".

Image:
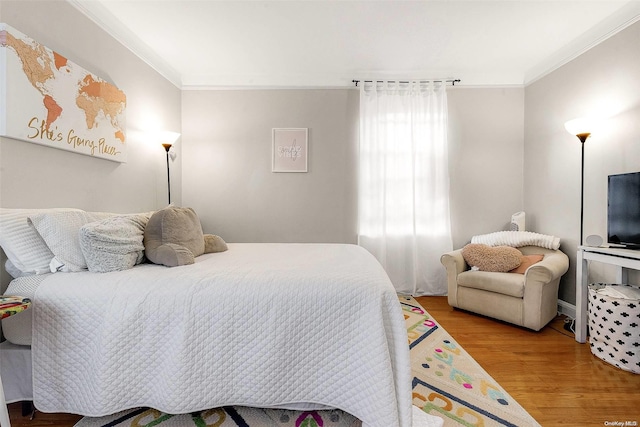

{"left": 1, "top": 296, "right": 31, "bottom": 427}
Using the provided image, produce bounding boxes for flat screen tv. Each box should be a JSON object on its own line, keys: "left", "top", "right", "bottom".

{"left": 608, "top": 171, "right": 640, "bottom": 249}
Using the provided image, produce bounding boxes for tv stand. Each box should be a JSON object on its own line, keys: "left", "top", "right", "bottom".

{"left": 575, "top": 245, "right": 640, "bottom": 343}
{"left": 609, "top": 243, "right": 640, "bottom": 250}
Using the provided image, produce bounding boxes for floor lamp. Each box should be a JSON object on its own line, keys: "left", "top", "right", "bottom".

{"left": 564, "top": 118, "right": 592, "bottom": 246}
{"left": 160, "top": 131, "right": 180, "bottom": 205}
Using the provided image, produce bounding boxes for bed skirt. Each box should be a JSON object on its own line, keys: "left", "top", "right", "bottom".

{"left": 0, "top": 341, "right": 32, "bottom": 403}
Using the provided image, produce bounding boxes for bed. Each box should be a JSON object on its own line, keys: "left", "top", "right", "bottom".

{"left": 0, "top": 207, "right": 423, "bottom": 427}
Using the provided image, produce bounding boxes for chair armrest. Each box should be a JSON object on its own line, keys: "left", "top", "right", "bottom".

{"left": 440, "top": 249, "right": 469, "bottom": 307}
{"left": 522, "top": 250, "right": 570, "bottom": 330}
{"left": 525, "top": 251, "right": 569, "bottom": 283}
{"left": 440, "top": 249, "right": 468, "bottom": 276}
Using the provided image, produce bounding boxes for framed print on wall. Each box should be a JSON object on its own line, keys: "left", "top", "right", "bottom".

{"left": 272, "top": 128, "right": 308, "bottom": 172}
{"left": 0, "top": 23, "right": 127, "bottom": 163}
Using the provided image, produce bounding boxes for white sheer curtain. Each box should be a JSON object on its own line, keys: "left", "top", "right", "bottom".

{"left": 358, "top": 80, "right": 452, "bottom": 295}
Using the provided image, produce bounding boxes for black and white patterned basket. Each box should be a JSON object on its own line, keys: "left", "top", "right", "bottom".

{"left": 588, "top": 283, "right": 640, "bottom": 374}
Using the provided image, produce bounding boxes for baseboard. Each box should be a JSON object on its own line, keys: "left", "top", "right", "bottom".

{"left": 557, "top": 299, "right": 576, "bottom": 319}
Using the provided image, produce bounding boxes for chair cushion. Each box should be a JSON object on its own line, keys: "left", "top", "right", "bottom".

{"left": 457, "top": 270, "right": 525, "bottom": 298}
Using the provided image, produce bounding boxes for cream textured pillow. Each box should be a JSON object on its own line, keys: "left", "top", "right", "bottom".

{"left": 80, "top": 212, "right": 153, "bottom": 273}
{"left": 461, "top": 243, "right": 522, "bottom": 272}
{"left": 0, "top": 208, "right": 82, "bottom": 275}
{"left": 28, "top": 210, "right": 116, "bottom": 272}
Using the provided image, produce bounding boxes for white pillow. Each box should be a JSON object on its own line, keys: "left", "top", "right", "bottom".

{"left": 0, "top": 208, "right": 82, "bottom": 275}
{"left": 5, "top": 259, "right": 27, "bottom": 278}
{"left": 79, "top": 213, "right": 153, "bottom": 273}
{"left": 28, "top": 210, "right": 116, "bottom": 272}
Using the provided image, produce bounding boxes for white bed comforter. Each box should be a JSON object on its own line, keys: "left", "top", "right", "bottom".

{"left": 32, "top": 243, "right": 413, "bottom": 427}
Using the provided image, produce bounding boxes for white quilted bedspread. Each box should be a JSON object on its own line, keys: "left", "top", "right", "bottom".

{"left": 32, "top": 243, "right": 416, "bottom": 426}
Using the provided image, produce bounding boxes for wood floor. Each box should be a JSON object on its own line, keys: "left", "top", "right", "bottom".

{"left": 7, "top": 296, "right": 640, "bottom": 427}
{"left": 415, "top": 296, "right": 640, "bottom": 427}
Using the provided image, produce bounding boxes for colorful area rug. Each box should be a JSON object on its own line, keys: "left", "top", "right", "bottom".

{"left": 75, "top": 296, "right": 539, "bottom": 427}
{"left": 401, "top": 296, "right": 539, "bottom": 427}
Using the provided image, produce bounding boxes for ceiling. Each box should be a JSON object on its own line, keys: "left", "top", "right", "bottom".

{"left": 69, "top": 0, "right": 640, "bottom": 89}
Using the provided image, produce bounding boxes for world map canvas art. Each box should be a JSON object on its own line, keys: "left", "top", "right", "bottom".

{"left": 0, "top": 23, "right": 127, "bottom": 162}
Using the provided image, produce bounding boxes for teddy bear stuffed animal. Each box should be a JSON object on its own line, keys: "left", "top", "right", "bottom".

{"left": 144, "top": 206, "right": 227, "bottom": 267}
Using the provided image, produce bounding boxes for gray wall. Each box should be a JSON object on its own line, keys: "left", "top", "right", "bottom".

{"left": 448, "top": 87, "right": 525, "bottom": 249}
{"left": 0, "top": 0, "right": 181, "bottom": 290}
{"left": 524, "top": 21, "right": 640, "bottom": 304}
{"left": 181, "top": 87, "right": 525, "bottom": 253}
{"left": 181, "top": 89, "right": 359, "bottom": 243}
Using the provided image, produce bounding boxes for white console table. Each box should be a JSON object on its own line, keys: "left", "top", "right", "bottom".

{"left": 575, "top": 246, "right": 640, "bottom": 343}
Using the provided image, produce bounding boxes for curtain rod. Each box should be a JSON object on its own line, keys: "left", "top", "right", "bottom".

{"left": 352, "top": 79, "right": 461, "bottom": 87}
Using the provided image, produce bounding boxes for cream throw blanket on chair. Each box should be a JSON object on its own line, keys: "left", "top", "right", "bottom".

{"left": 471, "top": 231, "right": 561, "bottom": 250}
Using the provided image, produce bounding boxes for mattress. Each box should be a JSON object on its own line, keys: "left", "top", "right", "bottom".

{"left": 31, "top": 243, "right": 413, "bottom": 427}
{"left": 2, "top": 274, "right": 49, "bottom": 345}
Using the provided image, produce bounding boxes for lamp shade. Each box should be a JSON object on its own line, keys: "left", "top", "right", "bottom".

{"left": 159, "top": 131, "right": 180, "bottom": 146}
{"left": 564, "top": 118, "right": 596, "bottom": 143}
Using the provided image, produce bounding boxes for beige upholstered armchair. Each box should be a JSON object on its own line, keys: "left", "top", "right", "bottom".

{"left": 440, "top": 245, "right": 569, "bottom": 331}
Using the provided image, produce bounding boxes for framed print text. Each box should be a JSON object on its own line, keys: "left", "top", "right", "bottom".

{"left": 0, "top": 23, "right": 127, "bottom": 162}
{"left": 272, "top": 128, "right": 308, "bottom": 173}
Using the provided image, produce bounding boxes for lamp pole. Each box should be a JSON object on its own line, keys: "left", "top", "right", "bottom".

{"left": 163, "top": 143, "right": 172, "bottom": 205}
{"left": 580, "top": 139, "right": 585, "bottom": 246}
{"left": 576, "top": 132, "right": 590, "bottom": 246}
{"left": 565, "top": 118, "right": 592, "bottom": 248}
{"left": 159, "top": 131, "right": 180, "bottom": 206}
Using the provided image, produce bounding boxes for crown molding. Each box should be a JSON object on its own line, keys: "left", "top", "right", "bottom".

{"left": 524, "top": 1, "right": 640, "bottom": 86}
{"left": 67, "top": 0, "right": 639, "bottom": 90}
{"left": 67, "top": 0, "right": 182, "bottom": 88}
